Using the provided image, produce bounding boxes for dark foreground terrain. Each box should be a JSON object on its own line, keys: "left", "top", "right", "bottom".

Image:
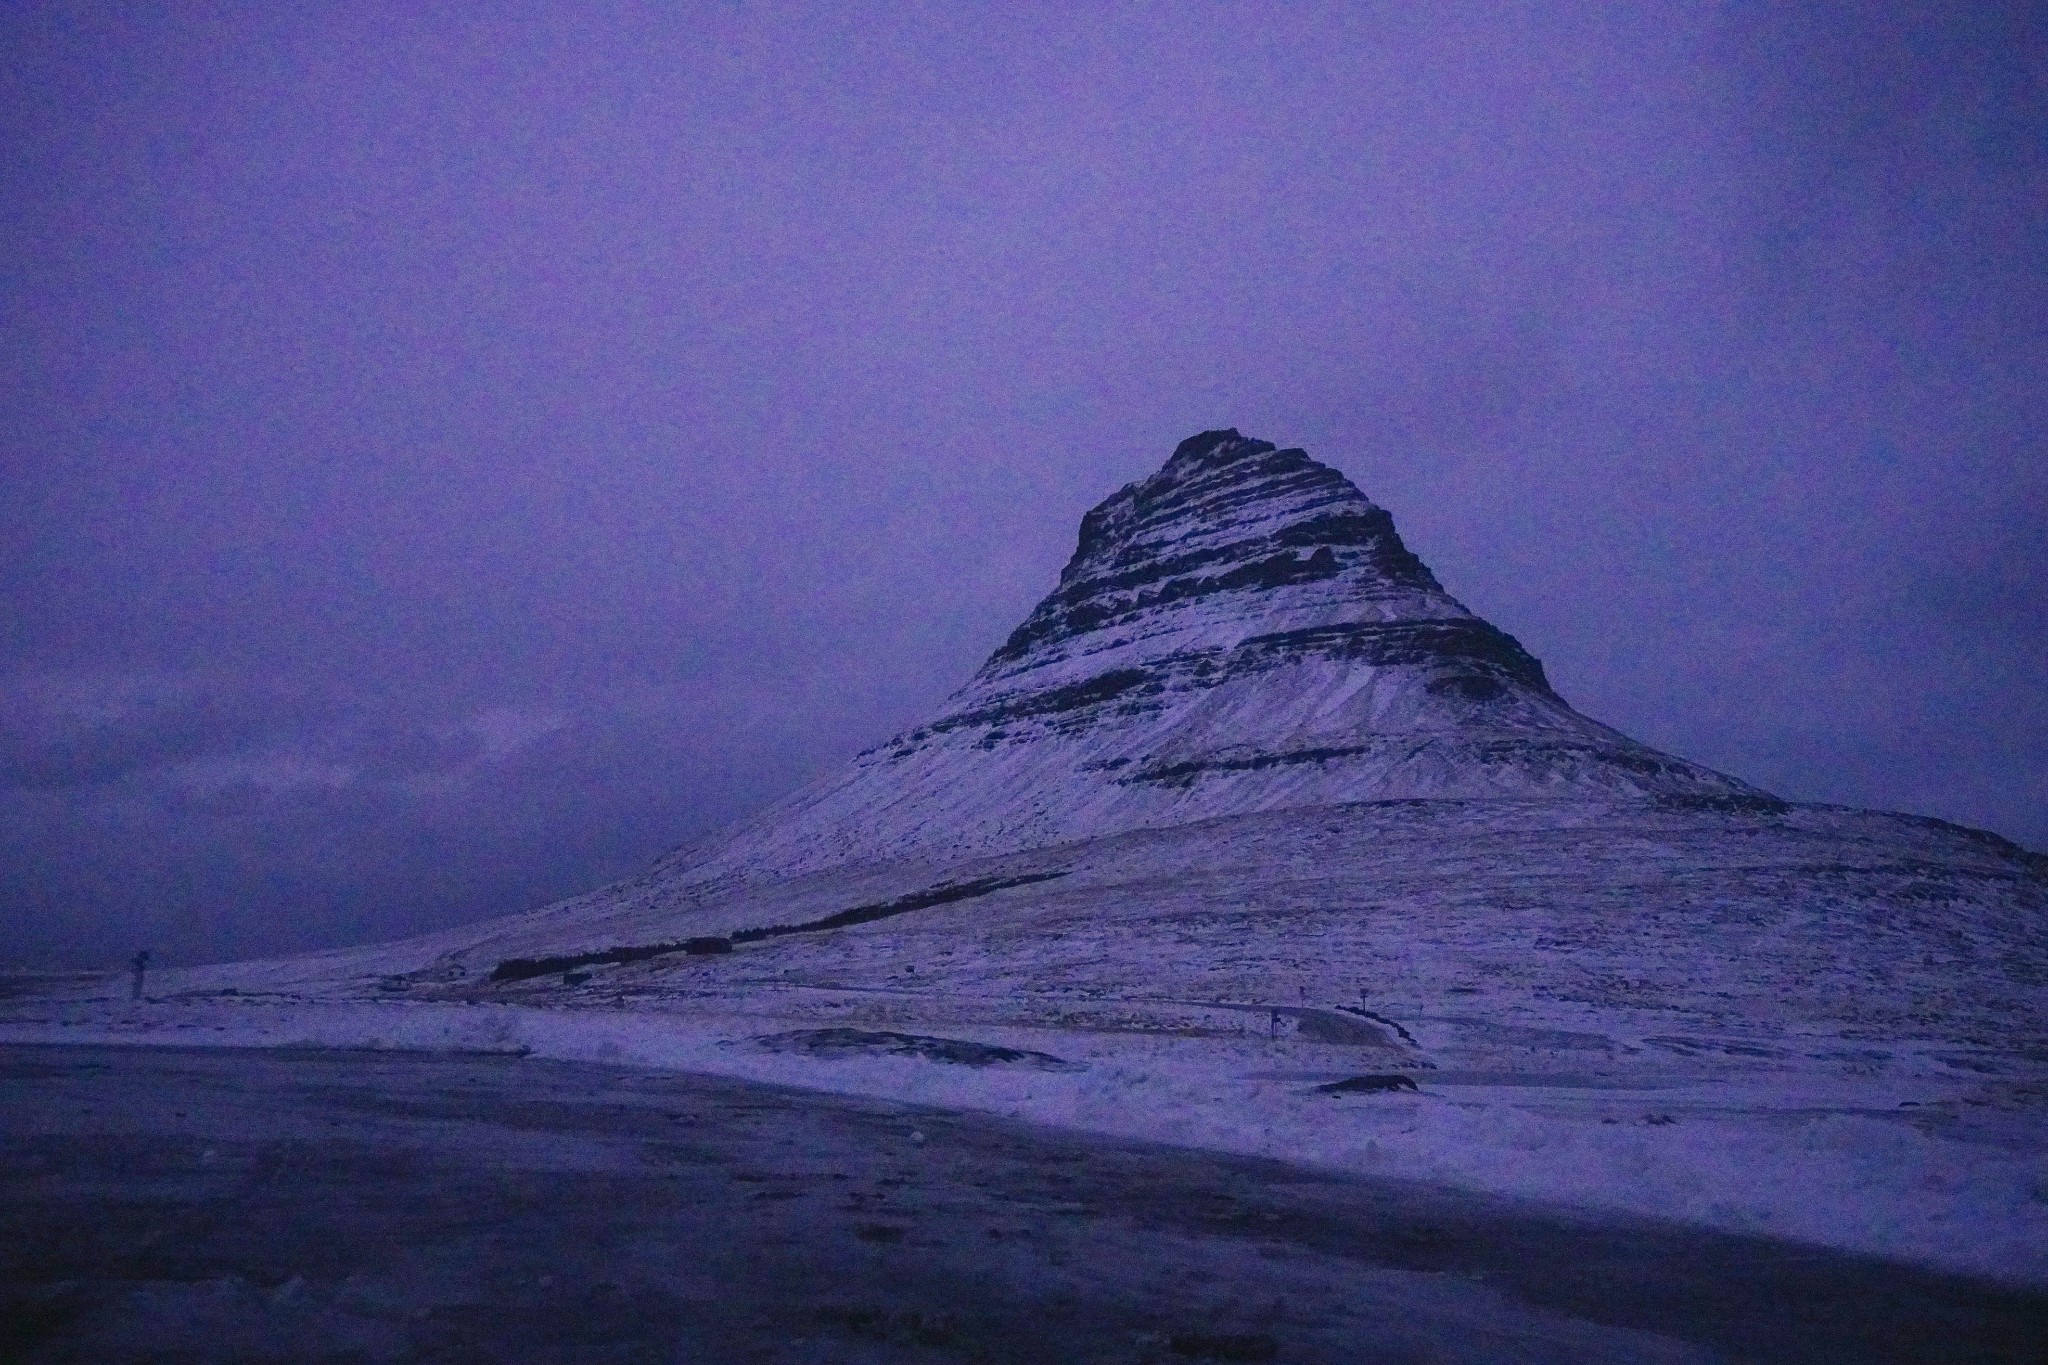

{"left": 1, "top": 1046, "right": 2040, "bottom": 1364}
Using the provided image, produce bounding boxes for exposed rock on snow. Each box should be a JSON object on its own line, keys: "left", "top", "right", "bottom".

{"left": 753, "top": 1027, "right": 1080, "bottom": 1071}
{"left": 1317, "top": 1074, "right": 1421, "bottom": 1095}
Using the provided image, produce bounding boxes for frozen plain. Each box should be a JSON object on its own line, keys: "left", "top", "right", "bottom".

{"left": 5, "top": 1043, "right": 2044, "bottom": 1365}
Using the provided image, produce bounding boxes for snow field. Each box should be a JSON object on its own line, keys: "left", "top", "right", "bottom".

{"left": 7, "top": 995, "right": 2041, "bottom": 1289}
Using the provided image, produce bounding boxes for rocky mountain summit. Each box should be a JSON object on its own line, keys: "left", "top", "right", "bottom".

{"left": 669, "top": 430, "right": 1763, "bottom": 884}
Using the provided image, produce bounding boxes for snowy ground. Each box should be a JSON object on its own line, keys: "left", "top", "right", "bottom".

{"left": 6, "top": 1044, "right": 2044, "bottom": 1364}
{"left": 5, "top": 984, "right": 2043, "bottom": 1296}
{"left": 8, "top": 799, "right": 2042, "bottom": 1299}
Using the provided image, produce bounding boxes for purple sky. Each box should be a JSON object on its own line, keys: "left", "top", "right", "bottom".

{"left": 5, "top": 2, "right": 2043, "bottom": 968}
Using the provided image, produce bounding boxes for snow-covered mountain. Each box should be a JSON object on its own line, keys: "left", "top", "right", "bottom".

{"left": 663, "top": 429, "right": 1762, "bottom": 885}
{"left": 129, "top": 428, "right": 2039, "bottom": 1054}
{"left": 25, "top": 430, "right": 2043, "bottom": 1285}
{"left": 314, "top": 428, "right": 2039, "bottom": 1054}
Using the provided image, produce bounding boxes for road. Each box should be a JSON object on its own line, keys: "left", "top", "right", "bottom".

{"left": 2, "top": 1045, "right": 2039, "bottom": 1363}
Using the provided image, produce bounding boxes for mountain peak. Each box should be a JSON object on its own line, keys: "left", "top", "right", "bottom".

{"left": 678, "top": 431, "right": 1762, "bottom": 879}
{"left": 1019, "top": 431, "right": 1444, "bottom": 672}
{"left": 1167, "top": 427, "right": 1272, "bottom": 465}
